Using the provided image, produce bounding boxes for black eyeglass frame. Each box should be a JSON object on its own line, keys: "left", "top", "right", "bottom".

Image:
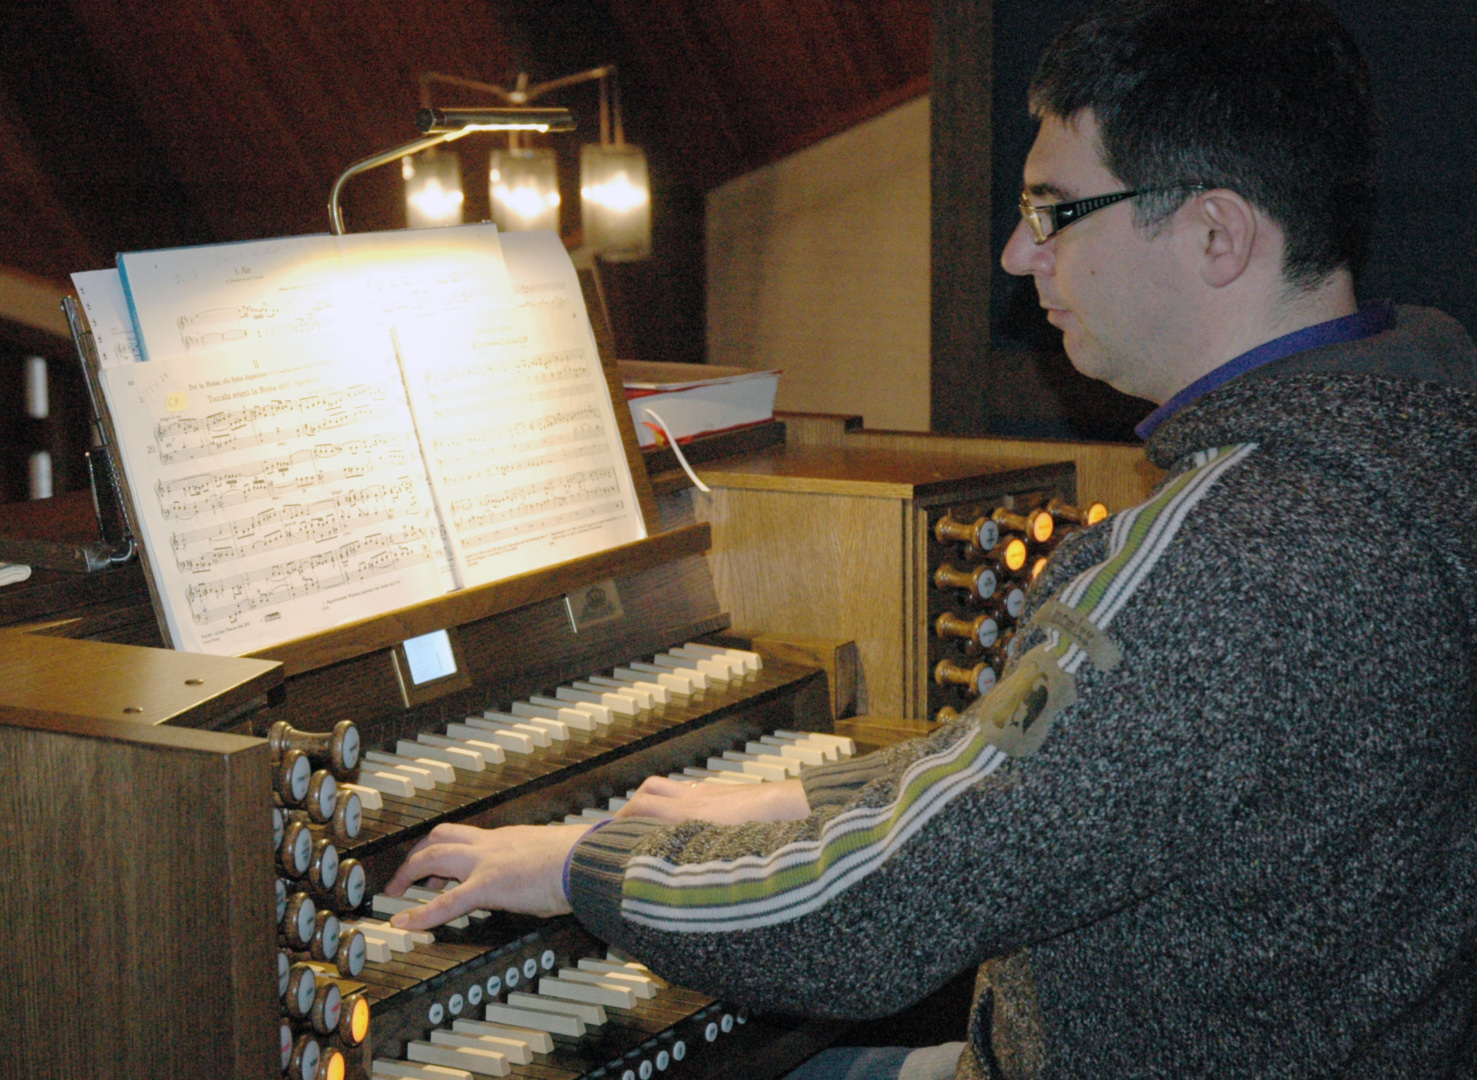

{"left": 1018, "top": 185, "right": 1206, "bottom": 244}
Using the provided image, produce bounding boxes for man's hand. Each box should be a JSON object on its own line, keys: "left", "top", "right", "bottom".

{"left": 615, "top": 776, "right": 811, "bottom": 824}
{"left": 382, "top": 822, "right": 593, "bottom": 930}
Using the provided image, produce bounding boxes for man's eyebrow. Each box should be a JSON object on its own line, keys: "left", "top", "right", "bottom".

{"left": 1023, "top": 181, "right": 1075, "bottom": 201}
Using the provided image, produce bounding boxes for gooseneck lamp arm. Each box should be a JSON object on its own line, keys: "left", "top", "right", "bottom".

{"left": 327, "top": 107, "right": 575, "bottom": 235}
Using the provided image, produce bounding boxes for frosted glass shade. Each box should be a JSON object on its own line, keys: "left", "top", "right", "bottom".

{"left": 402, "top": 150, "right": 465, "bottom": 229}
{"left": 489, "top": 147, "right": 560, "bottom": 232}
{"left": 580, "top": 144, "right": 651, "bottom": 261}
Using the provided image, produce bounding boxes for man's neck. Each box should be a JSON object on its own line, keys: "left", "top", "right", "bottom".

{"left": 1161, "top": 270, "right": 1358, "bottom": 403}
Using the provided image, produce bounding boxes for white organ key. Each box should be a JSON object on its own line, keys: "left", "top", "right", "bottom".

{"left": 681, "top": 642, "right": 763, "bottom": 673}
{"left": 445, "top": 722, "right": 534, "bottom": 755}
{"left": 512, "top": 700, "right": 596, "bottom": 732}
{"left": 681, "top": 767, "right": 761, "bottom": 784}
{"left": 357, "top": 770, "right": 417, "bottom": 798}
{"left": 406, "top": 1040, "right": 510, "bottom": 1076}
{"left": 429, "top": 1029, "right": 530, "bottom": 1063}
{"left": 609, "top": 668, "right": 674, "bottom": 703}
{"left": 339, "top": 782, "right": 384, "bottom": 810}
{"left": 355, "top": 933, "right": 393, "bottom": 963}
{"left": 371, "top": 894, "right": 470, "bottom": 929}
{"left": 707, "top": 756, "right": 789, "bottom": 781}
{"left": 439, "top": 730, "right": 521, "bottom": 758}
{"left": 513, "top": 716, "right": 569, "bottom": 742}
{"left": 567, "top": 679, "right": 643, "bottom": 715}
{"left": 671, "top": 645, "right": 746, "bottom": 678}
{"left": 607, "top": 795, "right": 630, "bottom": 811}
{"left": 506, "top": 991, "right": 606, "bottom": 1026}
{"left": 364, "top": 750, "right": 456, "bottom": 784}
{"left": 626, "top": 662, "right": 695, "bottom": 695}
{"left": 393, "top": 740, "right": 472, "bottom": 771}
{"left": 723, "top": 749, "right": 803, "bottom": 778}
{"left": 431, "top": 1031, "right": 531, "bottom": 1065}
{"left": 558, "top": 967, "right": 657, "bottom": 999}
{"left": 585, "top": 676, "right": 655, "bottom": 709}
{"left": 411, "top": 735, "right": 493, "bottom": 768}
{"left": 775, "top": 730, "right": 856, "bottom": 758}
{"left": 760, "top": 733, "right": 836, "bottom": 763}
{"left": 581, "top": 807, "right": 615, "bottom": 822}
{"left": 548, "top": 690, "right": 615, "bottom": 724}
{"left": 353, "top": 916, "right": 436, "bottom": 947}
{"left": 483, "top": 1002, "right": 585, "bottom": 1037}
{"left": 481, "top": 710, "right": 570, "bottom": 741}
{"left": 472, "top": 720, "right": 549, "bottom": 747}
{"left": 373, "top": 1059, "right": 474, "bottom": 1080}
{"left": 539, "top": 975, "right": 637, "bottom": 1009}
{"left": 750, "top": 739, "right": 825, "bottom": 766}
{"left": 361, "top": 753, "right": 437, "bottom": 790}
{"left": 648, "top": 655, "right": 714, "bottom": 688}
{"left": 451, "top": 1018, "right": 552, "bottom": 1054}
{"left": 399, "top": 886, "right": 491, "bottom": 921}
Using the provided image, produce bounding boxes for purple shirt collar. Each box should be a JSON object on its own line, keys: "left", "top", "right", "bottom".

{"left": 1135, "top": 300, "right": 1395, "bottom": 441}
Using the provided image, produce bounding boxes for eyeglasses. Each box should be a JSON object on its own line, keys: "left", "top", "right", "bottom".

{"left": 1018, "top": 185, "right": 1205, "bottom": 244}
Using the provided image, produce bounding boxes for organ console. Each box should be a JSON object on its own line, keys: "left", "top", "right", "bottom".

{"left": 0, "top": 286, "right": 1104, "bottom": 1078}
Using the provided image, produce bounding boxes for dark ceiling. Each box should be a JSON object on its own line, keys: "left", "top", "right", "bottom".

{"left": 0, "top": 0, "right": 929, "bottom": 286}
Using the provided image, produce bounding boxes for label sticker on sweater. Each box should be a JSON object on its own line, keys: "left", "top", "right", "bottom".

{"left": 963, "top": 644, "right": 1077, "bottom": 758}
{"left": 1032, "top": 599, "right": 1123, "bottom": 671}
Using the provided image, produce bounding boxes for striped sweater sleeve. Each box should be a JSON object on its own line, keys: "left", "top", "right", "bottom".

{"left": 568, "top": 444, "right": 1271, "bottom": 1018}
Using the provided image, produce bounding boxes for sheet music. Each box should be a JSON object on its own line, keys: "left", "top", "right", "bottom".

{"left": 71, "top": 270, "right": 142, "bottom": 368}
{"left": 393, "top": 230, "right": 646, "bottom": 586}
{"left": 100, "top": 225, "right": 646, "bottom": 653}
{"left": 100, "top": 342, "right": 447, "bottom": 654}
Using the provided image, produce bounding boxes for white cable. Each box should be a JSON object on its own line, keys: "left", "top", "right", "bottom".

{"left": 641, "top": 408, "right": 711, "bottom": 492}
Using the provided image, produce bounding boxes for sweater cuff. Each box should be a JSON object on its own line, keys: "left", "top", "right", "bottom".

{"left": 802, "top": 753, "right": 896, "bottom": 808}
{"left": 566, "top": 817, "right": 668, "bottom": 944}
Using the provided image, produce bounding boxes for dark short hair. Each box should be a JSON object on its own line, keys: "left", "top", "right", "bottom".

{"left": 1030, "top": 0, "right": 1378, "bottom": 287}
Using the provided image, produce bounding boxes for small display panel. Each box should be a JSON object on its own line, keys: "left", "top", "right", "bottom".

{"left": 402, "top": 629, "right": 457, "bottom": 685}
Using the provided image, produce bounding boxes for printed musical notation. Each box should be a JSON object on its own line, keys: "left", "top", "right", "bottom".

{"left": 154, "top": 386, "right": 391, "bottom": 463}
{"left": 170, "top": 481, "right": 421, "bottom": 570}
{"left": 154, "top": 439, "right": 409, "bottom": 519}
{"left": 185, "top": 527, "right": 434, "bottom": 624}
{"left": 101, "top": 343, "right": 448, "bottom": 654}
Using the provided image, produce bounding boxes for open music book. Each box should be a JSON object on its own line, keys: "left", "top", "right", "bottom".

{"left": 74, "top": 227, "right": 647, "bottom": 656}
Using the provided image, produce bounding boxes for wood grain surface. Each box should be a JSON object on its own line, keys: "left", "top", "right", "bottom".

{"left": 0, "top": 708, "right": 275, "bottom": 1080}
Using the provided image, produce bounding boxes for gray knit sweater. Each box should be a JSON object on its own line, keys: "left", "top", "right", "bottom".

{"left": 569, "top": 306, "right": 1477, "bottom": 1078}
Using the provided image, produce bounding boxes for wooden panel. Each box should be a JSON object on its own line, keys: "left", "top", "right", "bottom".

{"left": 741, "top": 634, "right": 860, "bottom": 720}
{"left": 256, "top": 553, "right": 729, "bottom": 746}
{"left": 245, "top": 524, "right": 711, "bottom": 676}
{"left": 0, "top": 709, "right": 275, "bottom": 1080}
{"left": 780, "top": 411, "right": 1165, "bottom": 513}
{"left": 0, "top": 630, "right": 280, "bottom": 727}
{"left": 696, "top": 485, "right": 906, "bottom": 715}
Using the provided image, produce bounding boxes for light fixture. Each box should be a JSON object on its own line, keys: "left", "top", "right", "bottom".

{"left": 412, "top": 66, "right": 652, "bottom": 260}
{"left": 403, "top": 148, "right": 464, "bottom": 229}
{"left": 327, "top": 107, "right": 574, "bottom": 235}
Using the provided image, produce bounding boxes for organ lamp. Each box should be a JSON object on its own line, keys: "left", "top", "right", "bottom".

{"left": 328, "top": 106, "right": 574, "bottom": 235}
{"left": 410, "top": 66, "right": 652, "bottom": 260}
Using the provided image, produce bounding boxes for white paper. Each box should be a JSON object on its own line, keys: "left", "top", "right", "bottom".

{"left": 393, "top": 231, "right": 646, "bottom": 585}
{"left": 100, "top": 342, "right": 448, "bottom": 655}
{"left": 100, "top": 227, "right": 647, "bottom": 653}
{"left": 71, "top": 269, "right": 142, "bottom": 368}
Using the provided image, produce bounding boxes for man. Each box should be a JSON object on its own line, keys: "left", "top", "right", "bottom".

{"left": 387, "top": 1, "right": 1477, "bottom": 1075}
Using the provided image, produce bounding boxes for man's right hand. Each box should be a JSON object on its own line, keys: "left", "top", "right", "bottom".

{"left": 614, "top": 775, "right": 811, "bottom": 824}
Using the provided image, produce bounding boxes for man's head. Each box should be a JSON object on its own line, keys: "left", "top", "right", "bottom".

{"left": 1002, "top": 0, "right": 1377, "bottom": 401}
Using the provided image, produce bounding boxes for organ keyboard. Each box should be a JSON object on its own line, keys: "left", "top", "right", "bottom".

{"left": 1, "top": 520, "right": 853, "bottom": 1079}
{"left": 3, "top": 287, "right": 855, "bottom": 1079}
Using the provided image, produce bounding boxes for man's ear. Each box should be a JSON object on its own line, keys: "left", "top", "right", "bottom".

{"left": 1193, "top": 190, "right": 1258, "bottom": 288}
